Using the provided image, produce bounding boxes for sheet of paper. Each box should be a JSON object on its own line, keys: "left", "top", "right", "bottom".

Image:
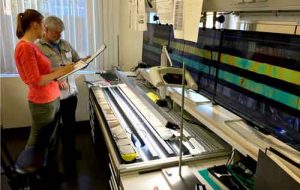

{"left": 129, "top": 0, "right": 147, "bottom": 31}
{"left": 173, "top": 0, "right": 184, "bottom": 39}
{"left": 129, "top": 0, "right": 138, "bottom": 30}
{"left": 183, "top": 0, "right": 203, "bottom": 42}
{"left": 173, "top": 0, "right": 203, "bottom": 42}
{"left": 156, "top": 0, "right": 173, "bottom": 24}
{"left": 137, "top": 0, "right": 147, "bottom": 31}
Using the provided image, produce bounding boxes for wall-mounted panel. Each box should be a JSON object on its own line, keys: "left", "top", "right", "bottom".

{"left": 142, "top": 24, "right": 300, "bottom": 151}
{"left": 142, "top": 24, "right": 172, "bottom": 66}
{"left": 202, "top": 0, "right": 300, "bottom": 12}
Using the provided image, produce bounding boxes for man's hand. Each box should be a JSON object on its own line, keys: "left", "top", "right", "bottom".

{"left": 58, "top": 80, "right": 69, "bottom": 90}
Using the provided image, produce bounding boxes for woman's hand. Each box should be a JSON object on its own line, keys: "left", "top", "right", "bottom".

{"left": 37, "top": 64, "right": 75, "bottom": 86}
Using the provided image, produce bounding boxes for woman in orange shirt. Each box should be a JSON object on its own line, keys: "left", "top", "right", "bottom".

{"left": 14, "top": 9, "right": 73, "bottom": 164}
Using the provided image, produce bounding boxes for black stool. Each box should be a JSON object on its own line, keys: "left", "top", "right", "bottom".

{"left": 14, "top": 148, "right": 48, "bottom": 189}
{"left": 1, "top": 127, "right": 47, "bottom": 190}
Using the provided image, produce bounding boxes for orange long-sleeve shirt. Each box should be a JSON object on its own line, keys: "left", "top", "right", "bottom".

{"left": 14, "top": 41, "right": 60, "bottom": 104}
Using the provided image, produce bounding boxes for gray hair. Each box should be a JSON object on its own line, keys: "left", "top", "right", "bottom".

{"left": 43, "top": 16, "right": 65, "bottom": 31}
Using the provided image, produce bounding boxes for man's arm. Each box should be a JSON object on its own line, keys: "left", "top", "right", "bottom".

{"left": 67, "top": 41, "right": 91, "bottom": 63}
{"left": 69, "top": 43, "right": 81, "bottom": 62}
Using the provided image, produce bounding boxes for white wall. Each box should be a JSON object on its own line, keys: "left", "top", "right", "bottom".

{"left": 0, "top": 75, "right": 90, "bottom": 129}
{"left": 118, "top": 0, "right": 143, "bottom": 71}
{"left": 1, "top": 77, "right": 31, "bottom": 128}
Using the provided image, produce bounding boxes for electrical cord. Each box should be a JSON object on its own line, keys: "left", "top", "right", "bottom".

{"left": 130, "top": 62, "right": 149, "bottom": 72}
{"left": 183, "top": 117, "right": 203, "bottom": 126}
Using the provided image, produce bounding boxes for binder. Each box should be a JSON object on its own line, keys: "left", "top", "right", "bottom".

{"left": 57, "top": 44, "right": 106, "bottom": 80}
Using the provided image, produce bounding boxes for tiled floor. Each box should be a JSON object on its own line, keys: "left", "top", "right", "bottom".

{"left": 1, "top": 123, "right": 110, "bottom": 190}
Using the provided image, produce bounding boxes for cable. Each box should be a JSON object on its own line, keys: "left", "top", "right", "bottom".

{"left": 183, "top": 117, "right": 203, "bottom": 126}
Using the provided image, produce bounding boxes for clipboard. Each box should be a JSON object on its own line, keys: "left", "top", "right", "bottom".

{"left": 57, "top": 44, "right": 106, "bottom": 80}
